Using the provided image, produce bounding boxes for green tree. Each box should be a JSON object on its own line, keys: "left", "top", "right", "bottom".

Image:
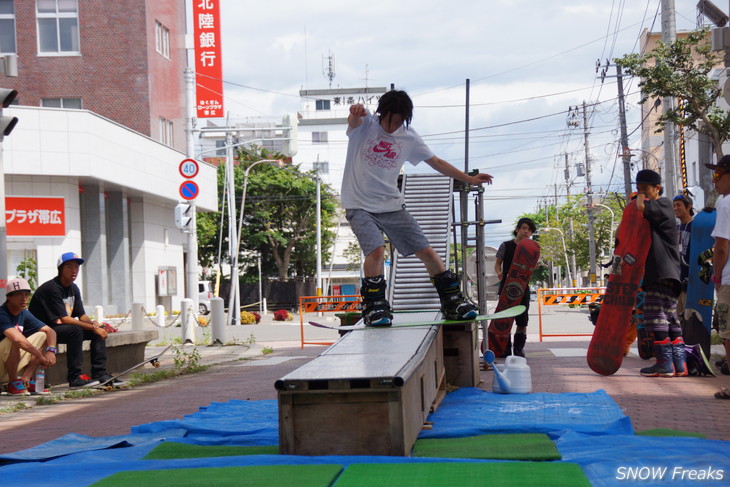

{"left": 616, "top": 29, "right": 729, "bottom": 160}
{"left": 197, "top": 146, "right": 339, "bottom": 281}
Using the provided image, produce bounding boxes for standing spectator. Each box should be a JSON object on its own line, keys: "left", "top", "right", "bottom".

{"left": 1, "top": 278, "right": 57, "bottom": 395}
{"left": 706, "top": 156, "right": 730, "bottom": 399}
{"left": 635, "top": 170, "right": 687, "bottom": 377}
{"left": 493, "top": 217, "right": 536, "bottom": 357}
{"left": 29, "top": 252, "right": 121, "bottom": 388}
{"left": 673, "top": 194, "right": 694, "bottom": 317}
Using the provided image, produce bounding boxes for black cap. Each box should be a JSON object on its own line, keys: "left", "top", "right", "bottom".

{"left": 705, "top": 154, "right": 730, "bottom": 171}
{"left": 636, "top": 169, "right": 661, "bottom": 185}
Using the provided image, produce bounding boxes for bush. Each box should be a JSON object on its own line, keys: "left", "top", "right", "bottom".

{"left": 273, "top": 309, "right": 293, "bottom": 321}
{"left": 252, "top": 312, "right": 261, "bottom": 323}
{"left": 240, "top": 311, "right": 258, "bottom": 325}
{"left": 197, "top": 316, "right": 209, "bottom": 327}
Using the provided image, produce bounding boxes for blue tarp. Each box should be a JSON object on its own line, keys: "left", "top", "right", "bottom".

{"left": 1, "top": 389, "right": 728, "bottom": 487}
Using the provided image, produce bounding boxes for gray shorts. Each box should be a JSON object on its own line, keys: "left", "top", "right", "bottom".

{"left": 346, "top": 208, "right": 430, "bottom": 257}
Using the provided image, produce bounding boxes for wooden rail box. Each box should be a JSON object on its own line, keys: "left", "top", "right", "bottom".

{"left": 276, "top": 325, "right": 444, "bottom": 456}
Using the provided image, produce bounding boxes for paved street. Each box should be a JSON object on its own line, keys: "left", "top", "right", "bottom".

{"left": 0, "top": 304, "right": 728, "bottom": 456}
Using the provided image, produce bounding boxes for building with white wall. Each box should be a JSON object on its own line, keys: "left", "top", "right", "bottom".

{"left": 2, "top": 105, "right": 217, "bottom": 313}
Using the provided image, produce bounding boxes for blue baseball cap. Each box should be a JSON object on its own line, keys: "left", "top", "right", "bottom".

{"left": 57, "top": 252, "right": 85, "bottom": 268}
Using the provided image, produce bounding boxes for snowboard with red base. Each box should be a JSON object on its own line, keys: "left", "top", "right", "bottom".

{"left": 587, "top": 199, "right": 651, "bottom": 375}
{"left": 487, "top": 238, "right": 540, "bottom": 356}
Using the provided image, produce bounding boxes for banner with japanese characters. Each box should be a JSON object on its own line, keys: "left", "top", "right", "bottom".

{"left": 5, "top": 197, "right": 65, "bottom": 237}
{"left": 193, "top": 0, "right": 224, "bottom": 118}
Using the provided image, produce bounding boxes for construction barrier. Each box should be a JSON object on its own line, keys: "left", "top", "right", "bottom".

{"left": 537, "top": 287, "right": 605, "bottom": 341}
{"left": 298, "top": 294, "right": 361, "bottom": 348}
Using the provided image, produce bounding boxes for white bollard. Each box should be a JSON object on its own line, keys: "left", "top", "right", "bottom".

{"left": 180, "top": 298, "right": 195, "bottom": 344}
{"left": 156, "top": 305, "right": 165, "bottom": 328}
{"left": 131, "top": 303, "right": 144, "bottom": 330}
{"left": 95, "top": 305, "right": 104, "bottom": 323}
{"left": 262, "top": 297, "right": 268, "bottom": 315}
{"left": 210, "top": 297, "right": 225, "bottom": 345}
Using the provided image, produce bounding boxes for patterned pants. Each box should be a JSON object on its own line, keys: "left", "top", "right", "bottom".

{"left": 643, "top": 280, "right": 681, "bottom": 335}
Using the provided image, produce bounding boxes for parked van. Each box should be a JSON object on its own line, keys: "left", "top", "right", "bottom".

{"left": 198, "top": 280, "right": 212, "bottom": 315}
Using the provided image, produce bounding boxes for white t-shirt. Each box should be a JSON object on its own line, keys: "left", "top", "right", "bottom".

{"left": 341, "top": 113, "right": 434, "bottom": 213}
{"left": 712, "top": 195, "right": 730, "bottom": 285}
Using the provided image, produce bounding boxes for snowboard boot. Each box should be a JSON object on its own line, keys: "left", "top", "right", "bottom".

{"left": 432, "top": 270, "right": 478, "bottom": 321}
{"left": 513, "top": 332, "right": 527, "bottom": 357}
{"left": 639, "top": 338, "right": 675, "bottom": 377}
{"left": 360, "top": 276, "right": 393, "bottom": 327}
{"left": 670, "top": 337, "right": 688, "bottom": 377}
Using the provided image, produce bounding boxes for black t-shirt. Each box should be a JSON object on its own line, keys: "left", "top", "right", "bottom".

{"left": 643, "top": 197, "right": 681, "bottom": 288}
{"left": 28, "top": 276, "right": 86, "bottom": 326}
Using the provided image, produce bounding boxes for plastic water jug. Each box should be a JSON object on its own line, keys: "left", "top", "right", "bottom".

{"left": 492, "top": 355, "right": 532, "bottom": 394}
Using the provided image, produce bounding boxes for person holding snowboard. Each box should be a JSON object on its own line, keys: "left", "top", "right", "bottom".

{"left": 635, "top": 170, "right": 687, "bottom": 377}
{"left": 343, "top": 89, "right": 493, "bottom": 326}
{"left": 493, "top": 217, "right": 536, "bottom": 357}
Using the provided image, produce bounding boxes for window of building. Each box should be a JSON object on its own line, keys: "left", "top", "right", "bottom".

{"left": 0, "top": 0, "right": 16, "bottom": 54}
{"left": 215, "top": 139, "right": 226, "bottom": 156}
{"left": 155, "top": 20, "right": 170, "bottom": 59}
{"left": 313, "top": 161, "right": 329, "bottom": 174}
{"left": 315, "top": 99, "right": 331, "bottom": 111}
{"left": 41, "top": 97, "right": 82, "bottom": 109}
{"left": 37, "top": 0, "right": 80, "bottom": 54}
{"left": 312, "top": 131, "right": 328, "bottom": 144}
{"left": 159, "top": 117, "right": 173, "bottom": 146}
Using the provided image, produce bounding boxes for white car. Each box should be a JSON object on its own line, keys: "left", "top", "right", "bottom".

{"left": 198, "top": 280, "right": 212, "bottom": 315}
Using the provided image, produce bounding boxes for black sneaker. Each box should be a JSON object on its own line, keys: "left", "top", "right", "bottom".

{"left": 69, "top": 375, "right": 100, "bottom": 389}
{"left": 95, "top": 374, "right": 126, "bottom": 386}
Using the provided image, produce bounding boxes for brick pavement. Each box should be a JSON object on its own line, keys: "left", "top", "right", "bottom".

{"left": 0, "top": 335, "right": 728, "bottom": 456}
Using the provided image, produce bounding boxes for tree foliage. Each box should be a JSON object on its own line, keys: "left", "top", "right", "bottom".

{"left": 616, "top": 28, "right": 729, "bottom": 159}
{"left": 197, "top": 146, "right": 339, "bottom": 281}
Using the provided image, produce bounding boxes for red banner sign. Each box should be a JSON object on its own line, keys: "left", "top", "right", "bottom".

{"left": 5, "top": 197, "right": 66, "bottom": 236}
{"left": 193, "top": 0, "right": 224, "bottom": 118}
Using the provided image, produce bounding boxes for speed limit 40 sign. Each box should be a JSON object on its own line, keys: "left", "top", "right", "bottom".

{"left": 179, "top": 159, "right": 199, "bottom": 179}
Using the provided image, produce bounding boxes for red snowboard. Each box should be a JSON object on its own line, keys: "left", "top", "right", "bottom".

{"left": 488, "top": 238, "right": 540, "bottom": 356}
{"left": 587, "top": 199, "right": 651, "bottom": 375}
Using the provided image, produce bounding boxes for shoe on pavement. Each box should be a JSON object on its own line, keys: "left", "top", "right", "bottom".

{"left": 25, "top": 379, "right": 51, "bottom": 396}
{"left": 69, "top": 375, "right": 100, "bottom": 389}
{"left": 7, "top": 380, "right": 30, "bottom": 396}
{"left": 95, "top": 374, "right": 126, "bottom": 386}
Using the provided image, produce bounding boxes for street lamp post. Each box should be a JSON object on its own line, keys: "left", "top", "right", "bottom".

{"left": 228, "top": 158, "right": 283, "bottom": 326}
{"left": 541, "top": 227, "right": 573, "bottom": 286}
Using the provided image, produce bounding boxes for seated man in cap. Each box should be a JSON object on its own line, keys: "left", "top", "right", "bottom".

{"left": 28, "top": 252, "right": 121, "bottom": 389}
{"left": 1, "top": 278, "right": 57, "bottom": 395}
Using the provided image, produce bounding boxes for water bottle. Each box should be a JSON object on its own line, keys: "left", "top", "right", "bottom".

{"left": 36, "top": 367, "right": 45, "bottom": 394}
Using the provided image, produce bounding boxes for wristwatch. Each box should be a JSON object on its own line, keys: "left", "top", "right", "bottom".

{"left": 45, "top": 346, "right": 57, "bottom": 354}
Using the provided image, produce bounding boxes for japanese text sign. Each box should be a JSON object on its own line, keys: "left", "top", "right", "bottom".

{"left": 5, "top": 197, "right": 65, "bottom": 237}
{"left": 193, "top": 0, "right": 224, "bottom": 118}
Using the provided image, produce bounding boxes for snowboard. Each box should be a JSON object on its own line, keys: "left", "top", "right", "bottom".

{"left": 684, "top": 207, "right": 716, "bottom": 357}
{"left": 487, "top": 238, "right": 541, "bottom": 357}
{"left": 309, "top": 305, "right": 527, "bottom": 330}
{"left": 588, "top": 199, "right": 651, "bottom": 375}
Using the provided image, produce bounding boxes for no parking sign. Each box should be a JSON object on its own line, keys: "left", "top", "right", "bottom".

{"left": 179, "top": 180, "right": 199, "bottom": 200}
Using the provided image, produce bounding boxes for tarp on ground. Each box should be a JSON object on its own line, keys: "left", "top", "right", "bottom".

{"left": 1, "top": 390, "right": 729, "bottom": 487}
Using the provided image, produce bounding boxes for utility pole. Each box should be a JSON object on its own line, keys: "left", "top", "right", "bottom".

{"left": 184, "top": 67, "right": 199, "bottom": 313}
{"left": 597, "top": 59, "right": 633, "bottom": 199}
{"left": 616, "top": 65, "right": 633, "bottom": 199}
{"left": 661, "top": 0, "right": 678, "bottom": 196}
{"left": 582, "top": 101, "right": 597, "bottom": 286}
{"left": 563, "top": 153, "right": 578, "bottom": 286}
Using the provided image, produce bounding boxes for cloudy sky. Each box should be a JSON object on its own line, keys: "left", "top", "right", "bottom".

{"left": 214, "top": 0, "right": 707, "bottom": 245}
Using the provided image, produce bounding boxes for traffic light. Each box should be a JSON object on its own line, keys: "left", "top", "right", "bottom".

{"left": 0, "top": 88, "right": 18, "bottom": 140}
{"left": 174, "top": 202, "right": 193, "bottom": 231}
